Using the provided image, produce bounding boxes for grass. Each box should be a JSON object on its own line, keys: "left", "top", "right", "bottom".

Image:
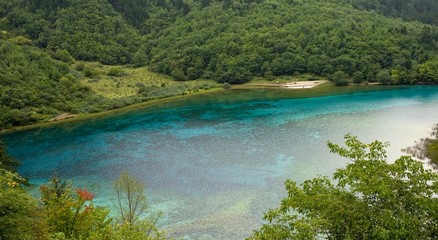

{"left": 76, "top": 62, "right": 219, "bottom": 99}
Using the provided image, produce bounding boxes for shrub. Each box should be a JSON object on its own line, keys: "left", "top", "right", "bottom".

{"left": 331, "top": 70, "right": 350, "bottom": 86}
{"left": 222, "top": 83, "right": 231, "bottom": 89}
{"left": 107, "top": 67, "right": 126, "bottom": 77}
{"left": 75, "top": 63, "right": 85, "bottom": 71}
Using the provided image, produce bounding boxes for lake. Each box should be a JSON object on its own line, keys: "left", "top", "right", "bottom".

{"left": 3, "top": 86, "right": 438, "bottom": 239}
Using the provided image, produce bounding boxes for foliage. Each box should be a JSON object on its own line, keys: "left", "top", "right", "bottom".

{"left": 113, "top": 172, "right": 148, "bottom": 225}
{"left": 85, "top": 218, "right": 164, "bottom": 240}
{"left": 376, "top": 69, "right": 393, "bottom": 84}
{"left": 1, "top": 0, "right": 142, "bottom": 64}
{"left": 0, "top": 169, "right": 48, "bottom": 240}
{"left": 0, "top": 144, "right": 164, "bottom": 240}
{"left": 40, "top": 178, "right": 112, "bottom": 239}
{"left": 1, "top": 0, "right": 437, "bottom": 84}
{"left": 330, "top": 70, "right": 350, "bottom": 86}
{"left": 222, "top": 83, "right": 231, "bottom": 89}
{"left": 108, "top": 0, "right": 190, "bottom": 34}
{"left": 107, "top": 67, "right": 126, "bottom": 77}
{"left": 250, "top": 134, "right": 438, "bottom": 239}
{"left": 344, "top": 0, "right": 438, "bottom": 25}
{"left": 0, "top": 40, "right": 106, "bottom": 129}
{"left": 52, "top": 49, "right": 75, "bottom": 64}
{"left": 0, "top": 140, "right": 20, "bottom": 172}
{"left": 144, "top": 0, "right": 438, "bottom": 83}
{"left": 81, "top": 63, "right": 219, "bottom": 100}
{"left": 418, "top": 58, "right": 438, "bottom": 83}
{"left": 36, "top": 175, "right": 164, "bottom": 239}
{"left": 352, "top": 71, "right": 364, "bottom": 83}
{"left": 1, "top": 0, "right": 438, "bottom": 129}
{"left": 0, "top": 39, "right": 218, "bottom": 130}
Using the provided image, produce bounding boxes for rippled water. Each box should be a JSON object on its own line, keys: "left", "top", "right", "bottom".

{"left": 3, "top": 86, "right": 438, "bottom": 239}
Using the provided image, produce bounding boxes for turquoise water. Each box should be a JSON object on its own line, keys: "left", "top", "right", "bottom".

{"left": 3, "top": 86, "right": 438, "bottom": 239}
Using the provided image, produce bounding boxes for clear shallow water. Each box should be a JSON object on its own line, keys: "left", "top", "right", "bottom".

{"left": 3, "top": 86, "right": 438, "bottom": 239}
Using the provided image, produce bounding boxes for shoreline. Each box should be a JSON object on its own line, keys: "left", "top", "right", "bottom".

{"left": 2, "top": 82, "right": 428, "bottom": 135}
{"left": 0, "top": 81, "right": 331, "bottom": 134}
{"left": 0, "top": 88, "right": 224, "bottom": 134}
{"left": 238, "top": 80, "right": 330, "bottom": 89}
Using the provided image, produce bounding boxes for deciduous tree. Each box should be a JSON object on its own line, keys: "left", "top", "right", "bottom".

{"left": 113, "top": 172, "right": 149, "bottom": 225}
{"left": 250, "top": 134, "right": 438, "bottom": 239}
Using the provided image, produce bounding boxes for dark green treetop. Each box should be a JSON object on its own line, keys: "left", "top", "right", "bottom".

{"left": 250, "top": 134, "right": 438, "bottom": 239}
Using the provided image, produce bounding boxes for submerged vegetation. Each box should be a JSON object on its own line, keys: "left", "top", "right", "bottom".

{"left": 404, "top": 124, "right": 438, "bottom": 167}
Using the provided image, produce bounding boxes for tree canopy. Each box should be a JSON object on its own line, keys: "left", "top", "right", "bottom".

{"left": 0, "top": 40, "right": 107, "bottom": 129}
{"left": 345, "top": 0, "right": 438, "bottom": 25}
{"left": 1, "top": 0, "right": 437, "bottom": 83}
{"left": 250, "top": 134, "right": 438, "bottom": 239}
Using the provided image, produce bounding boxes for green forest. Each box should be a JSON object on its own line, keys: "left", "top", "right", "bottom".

{"left": 1, "top": 0, "right": 438, "bottom": 129}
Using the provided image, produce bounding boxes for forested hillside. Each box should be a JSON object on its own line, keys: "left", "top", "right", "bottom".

{"left": 1, "top": 0, "right": 438, "bottom": 128}
{"left": 0, "top": 39, "right": 105, "bottom": 128}
{"left": 1, "top": 0, "right": 142, "bottom": 64}
{"left": 345, "top": 0, "right": 438, "bottom": 25}
{"left": 144, "top": 0, "right": 438, "bottom": 83}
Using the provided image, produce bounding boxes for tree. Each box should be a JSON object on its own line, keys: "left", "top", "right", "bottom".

{"left": 40, "top": 178, "right": 111, "bottom": 239}
{"left": 376, "top": 69, "right": 394, "bottom": 84}
{"left": 0, "top": 140, "right": 20, "bottom": 172}
{"left": 0, "top": 169, "right": 48, "bottom": 240}
{"left": 250, "top": 134, "right": 438, "bottom": 239}
{"left": 418, "top": 58, "right": 438, "bottom": 83}
{"left": 331, "top": 70, "right": 350, "bottom": 86}
{"left": 352, "top": 71, "right": 364, "bottom": 84}
{"left": 113, "top": 172, "right": 149, "bottom": 225}
{"left": 113, "top": 172, "right": 163, "bottom": 238}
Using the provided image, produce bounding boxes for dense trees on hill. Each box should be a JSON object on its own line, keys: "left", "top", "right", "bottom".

{"left": 345, "top": 0, "right": 438, "bottom": 26}
{"left": 108, "top": 0, "right": 190, "bottom": 33}
{"left": 0, "top": 0, "right": 142, "bottom": 64}
{"left": 0, "top": 40, "right": 105, "bottom": 129}
{"left": 144, "top": 0, "right": 438, "bottom": 83}
{"left": 1, "top": 0, "right": 437, "bottom": 84}
{"left": 48, "top": 0, "right": 141, "bottom": 64}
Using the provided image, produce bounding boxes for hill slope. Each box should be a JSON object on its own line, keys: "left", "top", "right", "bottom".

{"left": 0, "top": 39, "right": 104, "bottom": 128}
{"left": 1, "top": 0, "right": 142, "bottom": 64}
{"left": 144, "top": 0, "right": 438, "bottom": 83}
{"left": 346, "top": 0, "right": 438, "bottom": 26}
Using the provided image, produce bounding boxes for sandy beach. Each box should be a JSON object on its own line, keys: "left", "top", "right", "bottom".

{"left": 244, "top": 80, "right": 330, "bottom": 89}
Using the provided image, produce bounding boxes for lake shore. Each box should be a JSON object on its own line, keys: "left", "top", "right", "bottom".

{"left": 0, "top": 80, "right": 333, "bottom": 134}
{"left": 0, "top": 81, "right": 403, "bottom": 135}
{"left": 234, "top": 80, "right": 330, "bottom": 89}
{"left": 0, "top": 88, "right": 224, "bottom": 134}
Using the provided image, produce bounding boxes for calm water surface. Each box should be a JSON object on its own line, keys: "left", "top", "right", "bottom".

{"left": 3, "top": 86, "right": 438, "bottom": 239}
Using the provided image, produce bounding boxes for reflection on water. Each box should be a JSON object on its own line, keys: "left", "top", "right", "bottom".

{"left": 3, "top": 86, "right": 438, "bottom": 239}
